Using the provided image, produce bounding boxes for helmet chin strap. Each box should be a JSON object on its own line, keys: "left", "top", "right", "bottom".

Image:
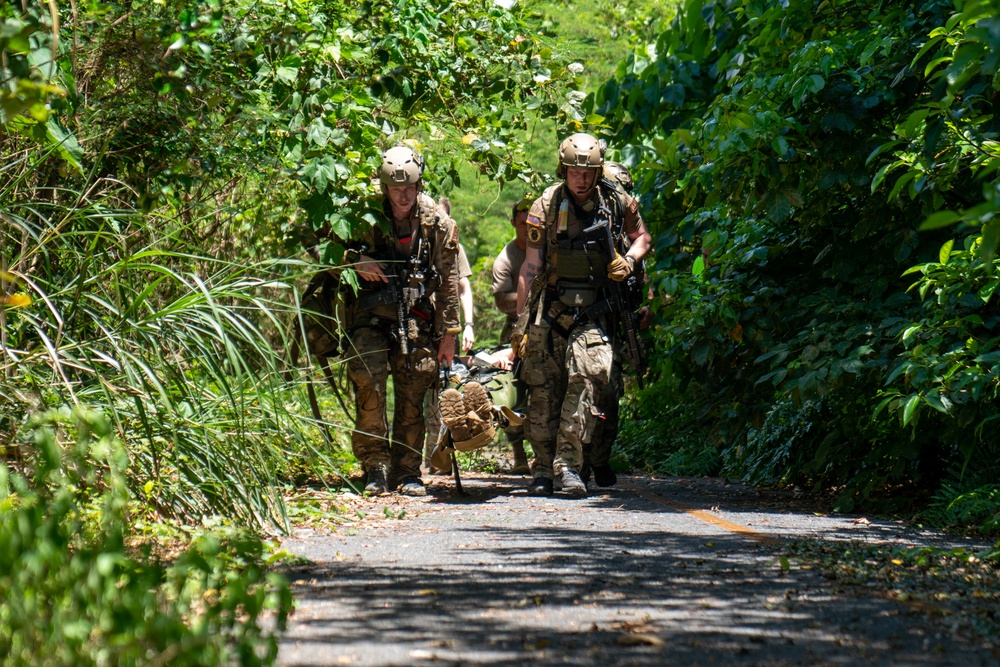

{"left": 567, "top": 187, "right": 596, "bottom": 211}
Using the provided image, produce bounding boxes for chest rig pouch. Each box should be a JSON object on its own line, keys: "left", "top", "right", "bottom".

{"left": 552, "top": 208, "right": 606, "bottom": 309}
{"left": 353, "top": 207, "right": 437, "bottom": 326}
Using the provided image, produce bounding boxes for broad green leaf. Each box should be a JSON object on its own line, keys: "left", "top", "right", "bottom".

{"left": 43, "top": 118, "right": 83, "bottom": 174}
{"left": 896, "top": 108, "right": 930, "bottom": 138}
{"left": 902, "top": 325, "right": 921, "bottom": 345}
{"left": 860, "top": 39, "right": 880, "bottom": 65}
{"left": 923, "top": 393, "right": 950, "bottom": 414}
{"left": 866, "top": 140, "right": 903, "bottom": 167}
{"left": 910, "top": 35, "right": 944, "bottom": 68}
{"left": 872, "top": 395, "right": 897, "bottom": 419}
{"left": 772, "top": 136, "right": 788, "bottom": 156}
{"left": 919, "top": 210, "right": 960, "bottom": 230}
{"left": 887, "top": 171, "right": 916, "bottom": 201}
{"left": 276, "top": 65, "right": 299, "bottom": 84}
{"left": 691, "top": 255, "right": 705, "bottom": 278}
{"left": 977, "top": 279, "right": 1000, "bottom": 302}
{"left": 938, "top": 239, "right": 954, "bottom": 265}
{"left": 901, "top": 394, "right": 920, "bottom": 425}
{"left": 871, "top": 161, "right": 904, "bottom": 193}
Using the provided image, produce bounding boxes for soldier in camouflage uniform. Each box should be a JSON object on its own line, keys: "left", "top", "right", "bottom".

{"left": 584, "top": 161, "right": 640, "bottom": 488}
{"left": 513, "top": 135, "right": 651, "bottom": 496}
{"left": 343, "top": 145, "right": 460, "bottom": 496}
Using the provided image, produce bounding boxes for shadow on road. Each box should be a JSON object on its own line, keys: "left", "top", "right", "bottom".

{"left": 280, "top": 475, "right": 994, "bottom": 666}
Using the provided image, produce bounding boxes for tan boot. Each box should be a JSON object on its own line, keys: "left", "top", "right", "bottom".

{"left": 439, "top": 388, "right": 472, "bottom": 442}
{"left": 465, "top": 411, "right": 488, "bottom": 437}
{"left": 511, "top": 439, "right": 530, "bottom": 475}
{"left": 462, "top": 381, "right": 493, "bottom": 422}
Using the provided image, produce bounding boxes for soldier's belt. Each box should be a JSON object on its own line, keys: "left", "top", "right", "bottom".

{"left": 556, "top": 281, "right": 597, "bottom": 308}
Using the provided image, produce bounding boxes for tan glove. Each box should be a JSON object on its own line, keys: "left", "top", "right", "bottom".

{"left": 511, "top": 332, "right": 528, "bottom": 358}
{"left": 607, "top": 253, "right": 634, "bottom": 282}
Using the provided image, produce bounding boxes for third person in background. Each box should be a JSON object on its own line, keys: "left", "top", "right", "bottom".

{"left": 513, "top": 134, "right": 651, "bottom": 496}
{"left": 491, "top": 197, "right": 533, "bottom": 474}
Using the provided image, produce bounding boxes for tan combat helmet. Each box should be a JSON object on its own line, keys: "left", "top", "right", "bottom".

{"left": 556, "top": 132, "right": 605, "bottom": 178}
{"left": 603, "top": 161, "right": 634, "bottom": 193}
{"left": 379, "top": 145, "right": 424, "bottom": 193}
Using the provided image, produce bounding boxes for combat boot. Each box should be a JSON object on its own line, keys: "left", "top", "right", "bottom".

{"left": 364, "top": 466, "right": 388, "bottom": 495}
{"left": 593, "top": 464, "right": 617, "bottom": 487}
{"left": 439, "top": 388, "right": 472, "bottom": 441}
{"left": 462, "top": 381, "right": 493, "bottom": 421}
{"left": 511, "top": 439, "right": 530, "bottom": 475}
{"left": 557, "top": 469, "right": 587, "bottom": 496}
{"left": 527, "top": 475, "right": 553, "bottom": 496}
{"left": 398, "top": 476, "right": 427, "bottom": 497}
{"left": 465, "top": 410, "right": 489, "bottom": 437}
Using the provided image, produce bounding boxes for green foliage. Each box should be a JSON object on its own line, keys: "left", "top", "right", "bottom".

{"left": 599, "top": 0, "right": 1000, "bottom": 510}
{"left": 0, "top": 2, "right": 64, "bottom": 123}
{"left": 0, "top": 177, "right": 345, "bottom": 524}
{"left": 922, "top": 482, "right": 1000, "bottom": 535}
{"left": 615, "top": 376, "right": 722, "bottom": 477}
{"left": 1, "top": 0, "right": 592, "bottom": 526}
{"left": 0, "top": 408, "right": 291, "bottom": 667}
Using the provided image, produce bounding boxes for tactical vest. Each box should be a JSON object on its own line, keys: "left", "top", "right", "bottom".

{"left": 352, "top": 194, "right": 444, "bottom": 324}
{"left": 546, "top": 181, "right": 627, "bottom": 308}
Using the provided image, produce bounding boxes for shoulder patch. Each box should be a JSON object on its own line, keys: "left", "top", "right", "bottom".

{"left": 628, "top": 197, "right": 639, "bottom": 214}
{"left": 527, "top": 226, "right": 543, "bottom": 245}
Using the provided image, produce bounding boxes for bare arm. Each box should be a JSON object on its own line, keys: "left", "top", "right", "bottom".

{"left": 459, "top": 276, "right": 474, "bottom": 325}
{"left": 459, "top": 275, "right": 475, "bottom": 353}
{"left": 494, "top": 291, "right": 518, "bottom": 317}
{"left": 491, "top": 252, "right": 519, "bottom": 317}
{"left": 624, "top": 227, "right": 652, "bottom": 264}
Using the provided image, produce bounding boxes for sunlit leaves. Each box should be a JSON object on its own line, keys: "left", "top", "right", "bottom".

{"left": 598, "top": 0, "right": 1000, "bottom": 504}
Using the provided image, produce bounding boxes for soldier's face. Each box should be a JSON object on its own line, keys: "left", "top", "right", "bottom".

{"left": 387, "top": 184, "right": 417, "bottom": 213}
{"left": 566, "top": 167, "right": 597, "bottom": 201}
{"left": 513, "top": 211, "right": 529, "bottom": 244}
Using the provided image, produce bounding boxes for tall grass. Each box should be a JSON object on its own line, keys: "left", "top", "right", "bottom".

{"left": 1, "top": 168, "right": 351, "bottom": 529}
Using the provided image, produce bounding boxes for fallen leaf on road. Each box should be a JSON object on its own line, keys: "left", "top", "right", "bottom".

{"left": 851, "top": 517, "right": 871, "bottom": 525}
{"left": 617, "top": 633, "right": 664, "bottom": 647}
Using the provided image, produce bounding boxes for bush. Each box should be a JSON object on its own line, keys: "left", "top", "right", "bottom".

{"left": 0, "top": 408, "right": 292, "bottom": 667}
{"left": 599, "top": 0, "right": 1000, "bottom": 512}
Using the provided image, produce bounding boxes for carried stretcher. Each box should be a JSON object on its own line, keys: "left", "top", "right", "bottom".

{"left": 430, "top": 350, "right": 526, "bottom": 493}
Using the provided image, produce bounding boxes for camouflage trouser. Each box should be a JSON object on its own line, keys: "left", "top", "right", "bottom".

{"left": 423, "top": 389, "right": 442, "bottom": 460}
{"left": 520, "top": 302, "right": 613, "bottom": 478}
{"left": 345, "top": 324, "right": 437, "bottom": 483}
{"left": 587, "top": 357, "right": 623, "bottom": 469}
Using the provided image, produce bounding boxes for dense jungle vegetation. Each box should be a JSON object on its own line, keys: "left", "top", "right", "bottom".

{"left": 1, "top": 0, "right": 592, "bottom": 662}
{"left": 604, "top": 0, "right": 1000, "bottom": 532}
{"left": 2, "top": 0, "right": 1000, "bottom": 663}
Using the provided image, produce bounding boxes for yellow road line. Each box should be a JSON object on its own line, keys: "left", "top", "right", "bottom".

{"left": 621, "top": 481, "right": 780, "bottom": 546}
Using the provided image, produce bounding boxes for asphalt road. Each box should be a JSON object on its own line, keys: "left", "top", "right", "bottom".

{"left": 278, "top": 473, "right": 997, "bottom": 666}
